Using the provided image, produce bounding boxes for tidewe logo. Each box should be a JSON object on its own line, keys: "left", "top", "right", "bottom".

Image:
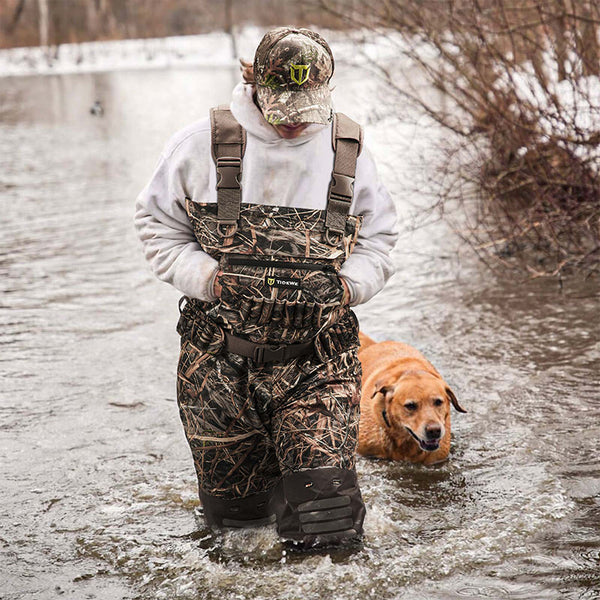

{"left": 265, "top": 276, "right": 301, "bottom": 289}
{"left": 290, "top": 64, "right": 311, "bottom": 85}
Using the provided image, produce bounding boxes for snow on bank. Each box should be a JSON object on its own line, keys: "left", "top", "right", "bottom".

{"left": 0, "top": 29, "right": 254, "bottom": 77}
{"left": 2, "top": 26, "right": 595, "bottom": 174}
{"left": 0, "top": 27, "right": 403, "bottom": 78}
{"left": 496, "top": 55, "right": 600, "bottom": 174}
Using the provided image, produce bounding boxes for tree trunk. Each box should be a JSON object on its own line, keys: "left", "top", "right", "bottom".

{"left": 225, "top": 0, "right": 238, "bottom": 60}
{"left": 579, "top": 1, "right": 600, "bottom": 76}
{"left": 38, "top": 0, "right": 49, "bottom": 46}
{"left": 550, "top": 0, "right": 568, "bottom": 81}
{"left": 5, "top": 0, "right": 27, "bottom": 35}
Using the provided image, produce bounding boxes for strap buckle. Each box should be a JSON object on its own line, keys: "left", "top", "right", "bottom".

{"left": 216, "top": 156, "right": 242, "bottom": 189}
{"left": 253, "top": 343, "right": 286, "bottom": 364}
{"left": 178, "top": 296, "right": 188, "bottom": 314}
{"left": 325, "top": 228, "right": 343, "bottom": 245}
{"left": 216, "top": 221, "right": 239, "bottom": 236}
{"left": 328, "top": 172, "right": 354, "bottom": 202}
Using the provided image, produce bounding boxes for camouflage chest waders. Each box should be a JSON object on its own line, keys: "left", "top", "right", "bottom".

{"left": 176, "top": 107, "right": 366, "bottom": 547}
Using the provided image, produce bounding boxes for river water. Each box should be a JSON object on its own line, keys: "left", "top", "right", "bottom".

{"left": 1, "top": 63, "right": 599, "bottom": 600}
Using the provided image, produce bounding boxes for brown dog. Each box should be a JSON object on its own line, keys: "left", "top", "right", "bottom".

{"left": 357, "top": 332, "right": 466, "bottom": 465}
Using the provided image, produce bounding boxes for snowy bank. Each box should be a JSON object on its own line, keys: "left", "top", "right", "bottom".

{"left": 0, "top": 27, "right": 405, "bottom": 78}
{"left": 0, "top": 30, "right": 253, "bottom": 77}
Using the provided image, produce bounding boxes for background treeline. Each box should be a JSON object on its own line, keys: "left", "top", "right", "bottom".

{"left": 0, "top": 0, "right": 354, "bottom": 49}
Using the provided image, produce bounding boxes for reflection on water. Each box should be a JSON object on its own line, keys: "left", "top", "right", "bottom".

{"left": 0, "top": 67, "right": 598, "bottom": 600}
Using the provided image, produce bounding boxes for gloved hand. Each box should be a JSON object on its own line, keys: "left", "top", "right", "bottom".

{"left": 339, "top": 275, "right": 351, "bottom": 305}
{"left": 213, "top": 269, "right": 224, "bottom": 298}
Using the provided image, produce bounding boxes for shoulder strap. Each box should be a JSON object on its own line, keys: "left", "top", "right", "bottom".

{"left": 210, "top": 105, "right": 246, "bottom": 232}
{"left": 325, "top": 113, "right": 363, "bottom": 240}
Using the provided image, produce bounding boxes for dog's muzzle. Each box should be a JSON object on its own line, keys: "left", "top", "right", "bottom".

{"left": 405, "top": 426, "right": 441, "bottom": 452}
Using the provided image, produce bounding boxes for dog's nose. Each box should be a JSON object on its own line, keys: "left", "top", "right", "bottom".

{"left": 425, "top": 425, "right": 442, "bottom": 440}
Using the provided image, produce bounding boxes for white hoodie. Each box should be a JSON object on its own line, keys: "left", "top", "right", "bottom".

{"left": 134, "top": 82, "right": 398, "bottom": 306}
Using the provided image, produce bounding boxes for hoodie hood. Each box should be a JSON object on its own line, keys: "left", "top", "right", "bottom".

{"left": 229, "top": 82, "right": 329, "bottom": 145}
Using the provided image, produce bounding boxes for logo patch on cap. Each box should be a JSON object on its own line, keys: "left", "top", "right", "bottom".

{"left": 290, "top": 64, "right": 311, "bottom": 85}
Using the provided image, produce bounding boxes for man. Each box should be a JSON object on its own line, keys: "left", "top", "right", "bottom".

{"left": 135, "top": 27, "right": 398, "bottom": 549}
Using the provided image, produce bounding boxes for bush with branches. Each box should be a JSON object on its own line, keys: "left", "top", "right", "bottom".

{"left": 319, "top": 0, "right": 599, "bottom": 277}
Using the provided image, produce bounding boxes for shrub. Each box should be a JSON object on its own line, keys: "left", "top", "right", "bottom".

{"left": 319, "top": 0, "right": 600, "bottom": 277}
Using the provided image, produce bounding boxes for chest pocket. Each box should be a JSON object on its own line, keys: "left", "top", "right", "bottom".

{"left": 217, "top": 256, "right": 345, "bottom": 332}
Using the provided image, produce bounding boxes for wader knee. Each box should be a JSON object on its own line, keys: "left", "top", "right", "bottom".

{"left": 199, "top": 489, "right": 276, "bottom": 529}
{"left": 273, "top": 467, "right": 365, "bottom": 549}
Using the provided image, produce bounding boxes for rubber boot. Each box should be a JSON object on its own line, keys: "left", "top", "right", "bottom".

{"left": 199, "top": 488, "right": 276, "bottom": 529}
{"left": 272, "top": 466, "right": 365, "bottom": 549}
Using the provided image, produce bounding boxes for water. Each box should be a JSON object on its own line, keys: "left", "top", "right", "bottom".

{"left": 1, "top": 64, "right": 599, "bottom": 600}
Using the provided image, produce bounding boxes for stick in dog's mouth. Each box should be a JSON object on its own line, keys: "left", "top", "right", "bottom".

{"left": 404, "top": 426, "right": 441, "bottom": 452}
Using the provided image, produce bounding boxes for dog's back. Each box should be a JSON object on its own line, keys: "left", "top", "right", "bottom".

{"left": 359, "top": 339, "right": 439, "bottom": 381}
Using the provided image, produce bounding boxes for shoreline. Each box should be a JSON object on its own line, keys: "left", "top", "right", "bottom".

{"left": 0, "top": 27, "right": 401, "bottom": 79}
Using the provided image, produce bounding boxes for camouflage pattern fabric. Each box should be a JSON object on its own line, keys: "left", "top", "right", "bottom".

{"left": 185, "top": 200, "right": 360, "bottom": 260}
{"left": 184, "top": 200, "right": 362, "bottom": 344}
{"left": 177, "top": 188, "right": 363, "bottom": 501}
{"left": 177, "top": 309, "right": 362, "bottom": 498}
{"left": 253, "top": 27, "right": 334, "bottom": 125}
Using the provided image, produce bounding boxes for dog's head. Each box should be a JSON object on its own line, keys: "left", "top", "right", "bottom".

{"left": 372, "top": 369, "right": 466, "bottom": 452}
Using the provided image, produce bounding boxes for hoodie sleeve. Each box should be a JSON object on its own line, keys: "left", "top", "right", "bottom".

{"left": 338, "top": 145, "right": 399, "bottom": 306}
{"left": 134, "top": 150, "right": 219, "bottom": 302}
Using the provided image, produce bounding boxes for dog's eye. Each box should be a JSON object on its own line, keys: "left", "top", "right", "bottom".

{"left": 433, "top": 398, "right": 444, "bottom": 407}
{"left": 404, "top": 402, "right": 418, "bottom": 411}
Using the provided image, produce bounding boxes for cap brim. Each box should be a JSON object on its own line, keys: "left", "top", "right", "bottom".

{"left": 256, "top": 84, "right": 332, "bottom": 125}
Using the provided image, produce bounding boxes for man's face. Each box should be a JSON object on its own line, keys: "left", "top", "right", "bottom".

{"left": 271, "top": 122, "right": 310, "bottom": 139}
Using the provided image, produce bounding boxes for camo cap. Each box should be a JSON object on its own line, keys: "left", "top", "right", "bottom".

{"left": 253, "top": 27, "right": 335, "bottom": 125}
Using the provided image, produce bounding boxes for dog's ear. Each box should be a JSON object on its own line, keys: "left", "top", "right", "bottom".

{"left": 446, "top": 386, "right": 467, "bottom": 413}
{"left": 372, "top": 383, "right": 395, "bottom": 411}
{"left": 371, "top": 383, "right": 395, "bottom": 400}
{"left": 372, "top": 383, "right": 395, "bottom": 428}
